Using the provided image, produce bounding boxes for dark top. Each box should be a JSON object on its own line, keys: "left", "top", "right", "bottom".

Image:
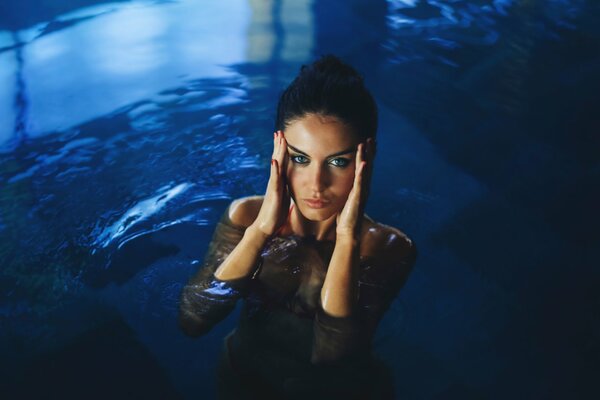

{"left": 179, "top": 203, "right": 417, "bottom": 398}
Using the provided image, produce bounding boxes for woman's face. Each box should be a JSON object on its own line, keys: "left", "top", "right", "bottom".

{"left": 284, "top": 113, "right": 361, "bottom": 221}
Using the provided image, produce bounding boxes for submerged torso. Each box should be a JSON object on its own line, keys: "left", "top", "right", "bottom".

{"left": 181, "top": 196, "right": 416, "bottom": 398}
{"left": 226, "top": 231, "right": 395, "bottom": 395}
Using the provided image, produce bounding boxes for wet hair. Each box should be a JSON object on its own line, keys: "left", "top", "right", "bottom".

{"left": 275, "top": 54, "right": 378, "bottom": 141}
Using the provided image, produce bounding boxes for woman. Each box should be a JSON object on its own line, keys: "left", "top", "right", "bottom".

{"left": 179, "top": 55, "right": 417, "bottom": 399}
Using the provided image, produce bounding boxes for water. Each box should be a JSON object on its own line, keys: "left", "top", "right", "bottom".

{"left": 1, "top": 0, "right": 598, "bottom": 398}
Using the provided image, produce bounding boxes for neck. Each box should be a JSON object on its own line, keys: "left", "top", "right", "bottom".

{"left": 290, "top": 199, "right": 337, "bottom": 242}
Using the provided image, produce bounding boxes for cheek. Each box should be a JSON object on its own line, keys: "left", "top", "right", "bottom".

{"left": 286, "top": 167, "right": 295, "bottom": 184}
{"left": 286, "top": 168, "right": 298, "bottom": 195}
{"left": 332, "top": 170, "right": 355, "bottom": 196}
{"left": 286, "top": 167, "right": 307, "bottom": 188}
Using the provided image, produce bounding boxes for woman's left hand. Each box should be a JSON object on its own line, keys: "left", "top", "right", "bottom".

{"left": 336, "top": 138, "right": 375, "bottom": 240}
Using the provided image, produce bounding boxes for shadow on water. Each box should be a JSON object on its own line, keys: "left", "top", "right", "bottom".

{"left": 2, "top": 314, "right": 183, "bottom": 399}
{"left": 371, "top": 0, "right": 599, "bottom": 397}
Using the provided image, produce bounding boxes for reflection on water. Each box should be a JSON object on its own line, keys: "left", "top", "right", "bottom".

{"left": 93, "top": 182, "right": 192, "bottom": 249}
{"left": 0, "top": 0, "right": 250, "bottom": 145}
{"left": 0, "top": 0, "right": 596, "bottom": 398}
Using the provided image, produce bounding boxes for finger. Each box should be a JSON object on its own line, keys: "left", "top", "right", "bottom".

{"left": 358, "top": 162, "right": 368, "bottom": 216}
{"left": 271, "top": 131, "right": 280, "bottom": 178}
{"left": 363, "top": 139, "right": 374, "bottom": 189}
{"left": 272, "top": 131, "right": 278, "bottom": 159}
{"left": 355, "top": 143, "right": 365, "bottom": 182}
{"left": 355, "top": 161, "right": 365, "bottom": 191}
{"left": 277, "top": 130, "right": 286, "bottom": 175}
{"left": 352, "top": 161, "right": 367, "bottom": 211}
{"left": 277, "top": 130, "right": 281, "bottom": 166}
{"left": 280, "top": 131, "right": 289, "bottom": 175}
{"left": 356, "top": 142, "right": 364, "bottom": 167}
{"left": 276, "top": 131, "right": 286, "bottom": 195}
{"left": 353, "top": 144, "right": 364, "bottom": 181}
{"left": 366, "top": 138, "right": 375, "bottom": 176}
{"left": 347, "top": 160, "right": 364, "bottom": 209}
{"left": 267, "top": 158, "right": 279, "bottom": 195}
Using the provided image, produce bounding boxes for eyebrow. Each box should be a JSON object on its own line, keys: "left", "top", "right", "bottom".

{"left": 287, "top": 143, "right": 356, "bottom": 158}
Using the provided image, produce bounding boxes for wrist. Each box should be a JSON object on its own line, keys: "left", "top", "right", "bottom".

{"left": 334, "top": 233, "right": 359, "bottom": 247}
{"left": 245, "top": 223, "right": 271, "bottom": 246}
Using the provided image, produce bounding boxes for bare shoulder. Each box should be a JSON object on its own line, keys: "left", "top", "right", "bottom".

{"left": 361, "top": 216, "right": 416, "bottom": 262}
{"left": 227, "top": 195, "right": 264, "bottom": 228}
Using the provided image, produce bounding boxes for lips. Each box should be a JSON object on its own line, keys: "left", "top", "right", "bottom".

{"left": 304, "top": 198, "right": 329, "bottom": 209}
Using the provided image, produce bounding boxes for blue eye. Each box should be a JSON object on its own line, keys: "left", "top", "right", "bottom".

{"left": 329, "top": 158, "right": 350, "bottom": 168}
{"left": 291, "top": 155, "right": 308, "bottom": 164}
{"left": 290, "top": 154, "right": 350, "bottom": 168}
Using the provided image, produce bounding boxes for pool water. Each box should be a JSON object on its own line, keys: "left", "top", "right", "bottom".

{"left": 0, "top": 0, "right": 598, "bottom": 398}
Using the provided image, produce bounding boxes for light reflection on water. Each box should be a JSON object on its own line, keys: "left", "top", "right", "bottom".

{"left": 0, "top": 0, "right": 250, "bottom": 142}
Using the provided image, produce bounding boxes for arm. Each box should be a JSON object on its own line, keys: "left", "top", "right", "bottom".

{"left": 320, "top": 236, "right": 360, "bottom": 317}
{"left": 311, "top": 232, "right": 417, "bottom": 365}
{"left": 311, "top": 235, "right": 362, "bottom": 365}
{"left": 179, "top": 130, "right": 290, "bottom": 337}
{"left": 178, "top": 200, "right": 268, "bottom": 337}
{"left": 358, "top": 234, "right": 417, "bottom": 347}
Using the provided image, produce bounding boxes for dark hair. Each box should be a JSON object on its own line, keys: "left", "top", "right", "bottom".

{"left": 275, "top": 54, "right": 378, "bottom": 141}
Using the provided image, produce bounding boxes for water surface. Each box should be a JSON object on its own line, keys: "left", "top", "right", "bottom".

{"left": 1, "top": 0, "right": 597, "bottom": 398}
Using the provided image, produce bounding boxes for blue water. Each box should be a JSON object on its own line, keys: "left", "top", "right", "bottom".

{"left": 1, "top": 0, "right": 598, "bottom": 398}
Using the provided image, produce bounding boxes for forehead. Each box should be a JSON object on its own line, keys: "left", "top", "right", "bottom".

{"left": 284, "top": 114, "right": 359, "bottom": 156}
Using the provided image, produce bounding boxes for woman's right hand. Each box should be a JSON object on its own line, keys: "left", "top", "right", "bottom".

{"left": 251, "top": 130, "right": 291, "bottom": 237}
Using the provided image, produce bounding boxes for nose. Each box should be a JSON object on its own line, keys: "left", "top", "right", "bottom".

{"left": 309, "top": 163, "right": 328, "bottom": 193}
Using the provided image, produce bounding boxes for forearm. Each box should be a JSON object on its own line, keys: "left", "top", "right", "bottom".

{"left": 320, "top": 236, "right": 360, "bottom": 317}
{"left": 213, "top": 224, "right": 269, "bottom": 281}
{"left": 179, "top": 217, "right": 267, "bottom": 337}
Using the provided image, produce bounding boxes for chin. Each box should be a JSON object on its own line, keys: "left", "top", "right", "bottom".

{"left": 297, "top": 204, "right": 337, "bottom": 221}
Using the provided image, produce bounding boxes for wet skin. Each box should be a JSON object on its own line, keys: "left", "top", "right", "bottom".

{"left": 178, "top": 114, "right": 417, "bottom": 398}
{"left": 230, "top": 113, "right": 414, "bottom": 268}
